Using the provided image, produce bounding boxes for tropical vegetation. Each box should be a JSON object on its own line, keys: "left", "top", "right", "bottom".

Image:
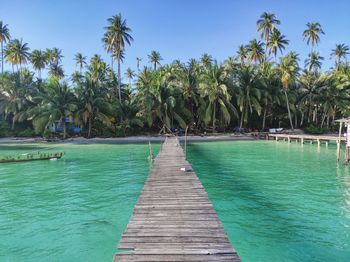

{"left": 1, "top": 12, "right": 350, "bottom": 138}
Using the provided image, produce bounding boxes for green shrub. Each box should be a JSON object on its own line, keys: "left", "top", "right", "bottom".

{"left": 304, "top": 125, "right": 329, "bottom": 134}
{"left": 16, "top": 128, "right": 36, "bottom": 137}
{"left": 0, "top": 121, "right": 12, "bottom": 137}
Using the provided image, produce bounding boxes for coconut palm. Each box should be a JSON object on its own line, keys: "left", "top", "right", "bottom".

{"left": 76, "top": 73, "right": 113, "bottom": 138}
{"left": 102, "top": 32, "right": 115, "bottom": 69}
{"left": 48, "top": 64, "right": 64, "bottom": 79}
{"left": 4, "top": 39, "right": 30, "bottom": 72}
{"left": 125, "top": 67, "right": 135, "bottom": 84}
{"left": 257, "top": 12, "right": 280, "bottom": 60}
{"left": 303, "top": 22, "right": 324, "bottom": 49}
{"left": 46, "top": 48, "right": 63, "bottom": 66}
{"left": 148, "top": 51, "right": 162, "bottom": 70}
{"left": 0, "top": 73, "right": 26, "bottom": 129}
{"left": 305, "top": 51, "right": 324, "bottom": 72}
{"left": 199, "top": 62, "right": 237, "bottom": 132}
{"left": 200, "top": 53, "right": 213, "bottom": 69}
{"left": 234, "top": 64, "right": 263, "bottom": 128}
{"left": 299, "top": 71, "right": 331, "bottom": 124}
{"left": 36, "top": 79, "right": 77, "bottom": 139}
{"left": 246, "top": 39, "right": 265, "bottom": 64}
{"left": 74, "top": 53, "right": 87, "bottom": 74}
{"left": 267, "top": 28, "right": 289, "bottom": 61}
{"left": 278, "top": 53, "right": 299, "bottom": 130}
{"left": 104, "top": 14, "right": 133, "bottom": 102}
{"left": 331, "top": 43, "right": 350, "bottom": 70}
{"left": 30, "top": 50, "right": 47, "bottom": 78}
{"left": 236, "top": 45, "right": 247, "bottom": 65}
{"left": 0, "top": 21, "right": 11, "bottom": 73}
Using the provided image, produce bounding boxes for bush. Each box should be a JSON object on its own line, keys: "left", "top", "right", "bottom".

{"left": 43, "top": 130, "right": 58, "bottom": 138}
{"left": 15, "top": 128, "right": 36, "bottom": 137}
{"left": 0, "top": 121, "right": 11, "bottom": 137}
{"left": 304, "top": 125, "right": 329, "bottom": 134}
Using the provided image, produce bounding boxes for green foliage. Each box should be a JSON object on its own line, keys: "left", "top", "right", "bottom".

{"left": 304, "top": 125, "right": 329, "bottom": 134}
{"left": 15, "top": 128, "right": 36, "bottom": 137}
{"left": 0, "top": 121, "right": 11, "bottom": 137}
{"left": 0, "top": 13, "right": 350, "bottom": 138}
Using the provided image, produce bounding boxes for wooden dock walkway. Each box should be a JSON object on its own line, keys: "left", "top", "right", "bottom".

{"left": 268, "top": 133, "right": 345, "bottom": 145}
{"left": 114, "top": 136, "right": 240, "bottom": 262}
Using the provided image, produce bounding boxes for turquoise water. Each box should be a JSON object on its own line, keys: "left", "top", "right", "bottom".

{"left": 0, "top": 143, "right": 158, "bottom": 262}
{"left": 1, "top": 141, "right": 350, "bottom": 261}
{"left": 187, "top": 141, "right": 350, "bottom": 262}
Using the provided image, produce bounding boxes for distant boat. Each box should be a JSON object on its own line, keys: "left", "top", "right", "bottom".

{"left": 0, "top": 152, "right": 64, "bottom": 164}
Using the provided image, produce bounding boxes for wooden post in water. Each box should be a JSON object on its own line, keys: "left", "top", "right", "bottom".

{"left": 184, "top": 125, "right": 189, "bottom": 160}
{"left": 148, "top": 141, "right": 154, "bottom": 163}
{"left": 345, "top": 123, "right": 350, "bottom": 165}
{"left": 337, "top": 121, "right": 343, "bottom": 163}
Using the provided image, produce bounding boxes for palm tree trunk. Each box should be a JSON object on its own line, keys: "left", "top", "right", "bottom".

{"left": 1, "top": 42, "right": 3, "bottom": 74}
{"left": 154, "top": 62, "right": 156, "bottom": 71}
{"left": 262, "top": 101, "right": 268, "bottom": 130}
{"left": 321, "top": 112, "right": 326, "bottom": 128}
{"left": 11, "top": 116, "right": 15, "bottom": 130}
{"left": 240, "top": 102, "right": 248, "bottom": 129}
{"left": 284, "top": 90, "right": 294, "bottom": 130}
{"left": 300, "top": 111, "right": 304, "bottom": 127}
{"left": 88, "top": 117, "right": 92, "bottom": 138}
{"left": 212, "top": 101, "right": 216, "bottom": 133}
{"left": 111, "top": 55, "right": 114, "bottom": 71}
{"left": 327, "top": 115, "right": 330, "bottom": 127}
{"left": 117, "top": 53, "right": 121, "bottom": 103}
{"left": 62, "top": 118, "right": 67, "bottom": 140}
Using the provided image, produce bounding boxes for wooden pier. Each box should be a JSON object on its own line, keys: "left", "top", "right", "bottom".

{"left": 267, "top": 134, "right": 345, "bottom": 146}
{"left": 114, "top": 136, "right": 240, "bottom": 262}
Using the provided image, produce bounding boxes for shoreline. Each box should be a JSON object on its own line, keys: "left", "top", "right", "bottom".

{"left": 0, "top": 134, "right": 258, "bottom": 144}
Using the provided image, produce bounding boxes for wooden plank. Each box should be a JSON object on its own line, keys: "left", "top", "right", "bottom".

{"left": 114, "top": 137, "right": 240, "bottom": 261}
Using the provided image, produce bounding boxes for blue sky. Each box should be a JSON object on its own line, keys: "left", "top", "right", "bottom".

{"left": 1, "top": 0, "right": 350, "bottom": 78}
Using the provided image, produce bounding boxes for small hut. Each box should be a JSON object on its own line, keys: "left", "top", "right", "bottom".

{"left": 336, "top": 118, "right": 350, "bottom": 165}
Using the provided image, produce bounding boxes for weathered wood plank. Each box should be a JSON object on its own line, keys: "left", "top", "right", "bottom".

{"left": 114, "top": 137, "right": 240, "bottom": 261}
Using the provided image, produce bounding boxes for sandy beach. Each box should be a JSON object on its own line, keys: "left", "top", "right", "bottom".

{"left": 0, "top": 134, "right": 259, "bottom": 144}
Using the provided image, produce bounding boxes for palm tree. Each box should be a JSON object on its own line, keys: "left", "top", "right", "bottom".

{"left": 257, "top": 12, "right": 280, "bottom": 60}
{"left": 48, "top": 64, "right": 64, "bottom": 79}
{"left": 30, "top": 50, "right": 47, "bottom": 78}
{"left": 303, "top": 22, "right": 324, "bottom": 50}
{"left": 76, "top": 73, "right": 113, "bottom": 138}
{"left": 104, "top": 14, "right": 133, "bottom": 102}
{"left": 200, "top": 53, "right": 213, "bottom": 68}
{"left": 0, "top": 21, "right": 11, "bottom": 73}
{"left": 199, "top": 62, "right": 237, "bottom": 132}
{"left": 331, "top": 43, "right": 350, "bottom": 70}
{"left": 74, "top": 53, "right": 87, "bottom": 74}
{"left": 125, "top": 67, "right": 135, "bottom": 85}
{"left": 4, "top": 39, "right": 30, "bottom": 72}
{"left": 0, "top": 73, "right": 26, "bottom": 129}
{"left": 148, "top": 51, "right": 162, "bottom": 70}
{"left": 278, "top": 53, "right": 299, "bottom": 130}
{"left": 267, "top": 28, "right": 289, "bottom": 61}
{"left": 136, "top": 57, "right": 142, "bottom": 73}
{"left": 36, "top": 79, "right": 77, "bottom": 139}
{"left": 102, "top": 32, "right": 115, "bottom": 69}
{"left": 236, "top": 45, "right": 247, "bottom": 65}
{"left": 234, "top": 64, "right": 262, "bottom": 128}
{"left": 246, "top": 39, "right": 265, "bottom": 64}
{"left": 46, "top": 48, "right": 63, "bottom": 66}
{"left": 305, "top": 51, "right": 324, "bottom": 72}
